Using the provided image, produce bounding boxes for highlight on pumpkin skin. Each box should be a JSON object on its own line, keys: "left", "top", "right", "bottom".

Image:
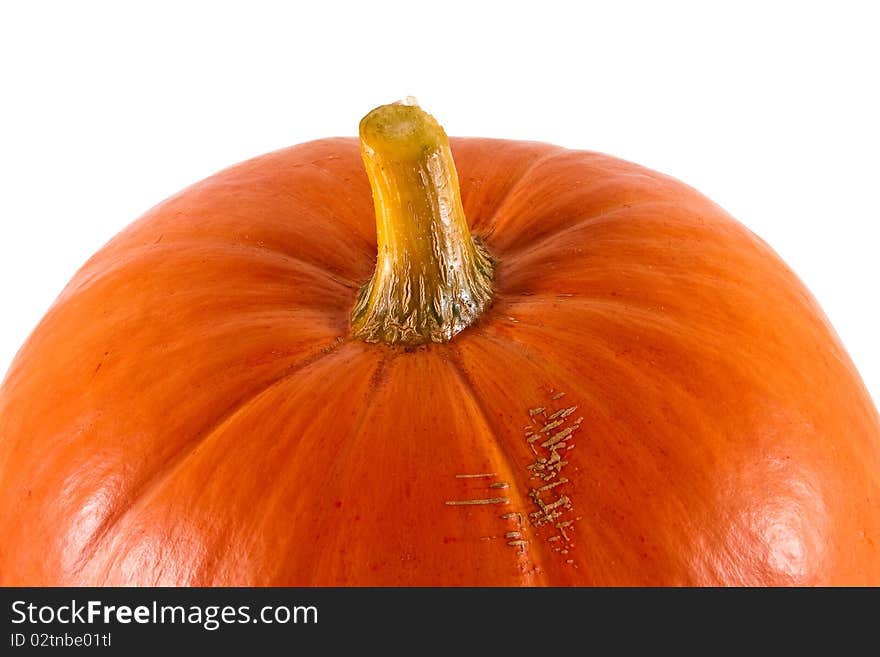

{"left": 351, "top": 100, "right": 495, "bottom": 345}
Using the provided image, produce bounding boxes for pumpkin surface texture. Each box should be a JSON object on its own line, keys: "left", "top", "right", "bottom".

{"left": 1, "top": 102, "right": 878, "bottom": 586}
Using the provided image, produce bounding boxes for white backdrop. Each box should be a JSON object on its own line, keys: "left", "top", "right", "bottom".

{"left": 1, "top": 1, "right": 878, "bottom": 405}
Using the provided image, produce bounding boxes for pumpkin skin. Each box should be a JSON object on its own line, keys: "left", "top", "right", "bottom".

{"left": 0, "top": 136, "right": 878, "bottom": 586}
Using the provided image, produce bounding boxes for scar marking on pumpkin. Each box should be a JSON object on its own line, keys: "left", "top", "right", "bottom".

{"left": 543, "top": 495, "right": 570, "bottom": 512}
{"left": 541, "top": 427, "right": 574, "bottom": 448}
{"left": 528, "top": 488, "right": 547, "bottom": 509}
{"left": 524, "top": 391, "right": 584, "bottom": 551}
{"left": 447, "top": 472, "right": 533, "bottom": 555}
{"left": 537, "top": 478, "right": 568, "bottom": 492}
{"left": 540, "top": 419, "right": 564, "bottom": 434}
{"left": 445, "top": 497, "right": 510, "bottom": 506}
{"left": 531, "top": 511, "right": 564, "bottom": 525}
{"left": 547, "top": 405, "right": 577, "bottom": 420}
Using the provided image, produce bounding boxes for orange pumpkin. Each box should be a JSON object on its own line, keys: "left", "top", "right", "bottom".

{"left": 0, "top": 102, "right": 878, "bottom": 586}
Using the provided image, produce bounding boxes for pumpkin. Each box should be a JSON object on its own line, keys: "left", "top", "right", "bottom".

{"left": 0, "top": 101, "right": 878, "bottom": 586}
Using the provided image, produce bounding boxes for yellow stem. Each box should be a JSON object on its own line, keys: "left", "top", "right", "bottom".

{"left": 351, "top": 100, "right": 495, "bottom": 345}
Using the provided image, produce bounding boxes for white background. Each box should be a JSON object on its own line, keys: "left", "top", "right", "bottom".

{"left": 1, "top": 1, "right": 878, "bottom": 405}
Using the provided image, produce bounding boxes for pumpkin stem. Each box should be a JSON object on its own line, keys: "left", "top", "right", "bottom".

{"left": 351, "top": 100, "right": 495, "bottom": 345}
